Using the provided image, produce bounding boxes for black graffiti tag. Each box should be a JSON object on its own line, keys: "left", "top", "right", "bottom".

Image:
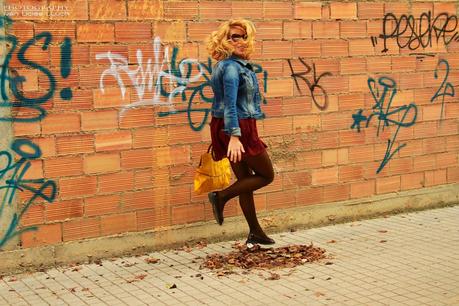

{"left": 287, "top": 58, "right": 332, "bottom": 110}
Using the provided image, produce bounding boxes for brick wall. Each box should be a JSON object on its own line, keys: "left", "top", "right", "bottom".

{"left": 1, "top": 0, "right": 458, "bottom": 250}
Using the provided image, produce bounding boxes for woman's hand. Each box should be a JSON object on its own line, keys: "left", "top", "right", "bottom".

{"left": 227, "top": 136, "right": 245, "bottom": 163}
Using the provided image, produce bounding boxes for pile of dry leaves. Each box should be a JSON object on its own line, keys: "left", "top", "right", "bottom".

{"left": 201, "top": 242, "right": 327, "bottom": 273}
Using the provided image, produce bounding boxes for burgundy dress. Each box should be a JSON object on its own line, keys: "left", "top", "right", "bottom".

{"left": 210, "top": 117, "right": 267, "bottom": 161}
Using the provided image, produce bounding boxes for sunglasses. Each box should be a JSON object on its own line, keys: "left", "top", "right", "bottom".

{"left": 228, "top": 34, "right": 248, "bottom": 42}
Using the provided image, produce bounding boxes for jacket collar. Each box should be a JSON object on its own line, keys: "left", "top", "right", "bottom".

{"left": 229, "top": 55, "right": 253, "bottom": 71}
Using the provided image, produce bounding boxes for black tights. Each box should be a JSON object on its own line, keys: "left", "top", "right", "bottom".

{"left": 217, "top": 150, "right": 274, "bottom": 237}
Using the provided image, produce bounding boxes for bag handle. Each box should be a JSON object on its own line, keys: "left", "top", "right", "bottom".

{"left": 198, "top": 144, "right": 216, "bottom": 167}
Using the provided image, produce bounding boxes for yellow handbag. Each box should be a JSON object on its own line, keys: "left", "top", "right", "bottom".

{"left": 194, "top": 145, "right": 231, "bottom": 194}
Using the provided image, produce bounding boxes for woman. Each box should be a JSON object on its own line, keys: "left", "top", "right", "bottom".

{"left": 206, "top": 19, "right": 275, "bottom": 245}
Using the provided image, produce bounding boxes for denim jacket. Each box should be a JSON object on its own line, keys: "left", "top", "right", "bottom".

{"left": 210, "top": 55, "right": 264, "bottom": 136}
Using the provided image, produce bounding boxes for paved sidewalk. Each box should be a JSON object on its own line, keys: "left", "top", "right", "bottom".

{"left": 0, "top": 206, "right": 458, "bottom": 306}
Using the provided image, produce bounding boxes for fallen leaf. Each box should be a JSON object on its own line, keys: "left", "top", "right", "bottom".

{"left": 327, "top": 240, "right": 337, "bottom": 244}
{"left": 145, "top": 258, "right": 160, "bottom": 264}
{"left": 378, "top": 230, "right": 388, "bottom": 233}
{"left": 166, "top": 283, "right": 177, "bottom": 289}
{"left": 314, "top": 291, "right": 325, "bottom": 297}
{"left": 380, "top": 240, "right": 387, "bottom": 243}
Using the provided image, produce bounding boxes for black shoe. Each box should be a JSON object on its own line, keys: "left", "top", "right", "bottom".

{"left": 246, "top": 232, "right": 275, "bottom": 245}
{"left": 208, "top": 192, "right": 223, "bottom": 225}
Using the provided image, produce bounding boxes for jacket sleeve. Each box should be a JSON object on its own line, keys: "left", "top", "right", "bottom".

{"left": 222, "top": 63, "right": 241, "bottom": 137}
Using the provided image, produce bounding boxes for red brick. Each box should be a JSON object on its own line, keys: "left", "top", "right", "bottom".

{"left": 340, "top": 21, "right": 367, "bottom": 38}
{"left": 350, "top": 180, "right": 375, "bottom": 199}
{"left": 376, "top": 175, "right": 400, "bottom": 194}
{"left": 115, "top": 22, "right": 152, "bottom": 43}
{"left": 121, "top": 148, "right": 154, "bottom": 169}
{"left": 265, "top": 78, "right": 293, "bottom": 98}
{"left": 5, "top": 0, "right": 48, "bottom": 21}
{"left": 313, "top": 21, "right": 339, "bottom": 39}
{"left": 98, "top": 171, "right": 134, "bottom": 194}
{"left": 85, "top": 194, "right": 121, "bottom": 217}
{"left": 433, "top": 3, "right": 457, "bottom": 16}
{"left": 436, "top": 152, "right": 458, "bottom": 169}
{"left": 41, "top": 113, "right": 80, "bottom": 135}
{"left": 283, "top": 21, "right": 312, "bottom": 39}
{"left": 154, "top": 21, "right": 186, "bottom": 42}
{"left": 323, "top": 184, "right": 350, "bottom": 203}
{"left": 294, "top": 2, "right": 322, "bottom": 20}
{"left": 282, "top": 171, "right": 312, "bottom": 189}
{"left": 423, "top": 137, "right": 446, "bottom": 155}
{"left": 168, "top": 125, "right": 202, "bottom": 145}
{"left": 447, "top": 167, "right": 459, "bottom": 183}
{"left": 330, "top": 2, "right": 357, "bottom": 19}
{"left": 263, "top": 2, "right": 293, "bottom": 19}
{"left": 84, "top": 153, "right": 120, "bottom": 174}
{"left": 339, "top": 130, "right": 365, "bottom": 146}
{"left": 384, "top": 3, "right": 410, "bottom": 16}
{"left": 81, "top": 110, "right": 119, "bottom": 131}
{"left": 399, "top": 73, "right": 424, "bottom": 90}
{"left": 413, "top": 155, "right": 437, "bottom": 172}
{"left": 137, "top": 207, "right": 170, "bottom": 230}
{"left": 340, "top": 58, "right": 366, "bottom": 75}
{"left": 9, "top": 22, "right": 34, "bottom": 42}
{"left": 292, "top": 40, "right": 321, "bottom": 58}
{"left": 349, "top": 145, "right": 374, "bottom": 163}
{"left": 21, "top": 223, "right": 62, "bottom": 248}
{"left": 89, "top": 0, "right": 126, "bottom": 20}
{"left": 154, "top": 146, "right": 190, "bottom": 167}
{"left": 231, "top": 1, "right": 263, "bottom": 19}
{"left": 348, "top": 74, "right": 369, "bottom": 92}
{"left": 401, "top": 172, "right": 424, "bottom": 191}
{"left": 437, "top": 120, "right": 458, "bottom": 137}
{"left": 49, "top": 0, "right": 89, "bottom": 20}
{"left": 349, "top": 38, "right": 375, "bottom": 56}
{"left": 339, "top": 165, "right": 364, "bottom": 183}
{"left": 132, "top": 127, "right": 168, "bottom": 148}
{"left": 54, "top": 89, "right": 93, "bottom": 111}
{"left": 135, "top": 169, "right": 153, "bottom": 189}
{"left": 119, "top": 108, "right": 155, "bottom": 129}
{"left": 425, "top": 169, "right": 447, "bottom": 187}
{"left": 398, "top": 140, "right": 423, "bottom": 158}
{"left": 46, "top": 199, "right": 83, "bottom": 222}
{"left": 255, "top": 21, "right": 283, "bottom": 40}
{"left": 392, "top": 56, "right": 416, "bottom": 72}
{"left": 367, "top": 57, "right": 391, "bottom": 73}
{"left": 93, "top": 87, "right": 131, "bottom": 109}
{"left": 10, "top": 44, "right": 49, "bottom": 68}
{"left": 321, "top": 40, "right": 349, "bottom": 57}
{"left": 296, "top": 187, "right": 323, "bottom": 205}
{"left": 59, "top": 176, "right": 97, "bottom": 199}
{"left": 312, "top": 167, "right": 338, "bottom": 185}
{"left": 56, "top": 134, "right": 94, "bottom": 155}
{"left": 171, "top": 203, "right": 204, "bottom": 225}
{"left": 266, "top": 190, "right": 296, "bottom": 210}
{"left": 95, "top": 131, "right": 132, "bottom": 152}
{"left": 262, "top": 41, "right": 292, "bottom": 59}
{"left": 311, "top": 131, "right": 339, "bottom": 150}
{"left": 446, "top": 103, "right": 459, "bottom": 120}
{"left": 77, "top": 23, "right": 114, "bottom": 42}
{"left": 128, "top": 0, "right": 163, "bottom": 20}
{"left": 414, "top": 122, "right": 437, "bottom": 139}
{"left": 44, "top": 156, "right": 84, "bottom": 178}
{"left": 387, "top": 157, "right": 413, "bottom": 176}
{"left": 101, "top": 212, "right": 137, "bottom": 235}
{"left": 20, "top": 204, "right": 45, "bottom": 226}
{"left": 164, "top": 1, "right": 199, "bottom": 20}
{"left": 357, "top": 2, "right": 383, "bottom": 19}
{"left": 63, "top": 218, "right": 100, "bottom": 241}
{"left": 34, "top": 22, "right": 76, "bottom": 40}
{"left": 199, "top": 1, "right": 231, "bottom": 19}
{"left": 263, "top": 117, "right": 293, "bottom": 136}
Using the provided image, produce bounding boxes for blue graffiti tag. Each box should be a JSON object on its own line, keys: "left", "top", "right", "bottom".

{"left": 0, "top": 16, "right": 72, "bottom": 122}
{"left": 431, "top": 59, "right": 455, "bottom": 122}
{"left": 157, "top": 47, "right": 269, "bottom": 131}
{"left": 351, "top": 77, "right": 418, "bottom": 173}
{"left": 0, "top": 139, "right": 57, "bottom": 248}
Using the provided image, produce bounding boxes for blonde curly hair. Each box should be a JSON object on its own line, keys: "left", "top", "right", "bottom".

{"left": 206, "top": 19, "right": 256, "bottom": 61}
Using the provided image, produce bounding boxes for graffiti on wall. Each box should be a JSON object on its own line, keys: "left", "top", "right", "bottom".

{"left": 431, "top": 59, "right": 455, "bottom": 121}
{"left": 287, "top": 58, "right": 332, "bottom": 110}
{"left": 351, "top": 77, "right": 418, "bottom": 173}
{"left": 0, "top": 139, "right": 57, "bottom": 248}
{"left": 371, "top": 11, "right": 459, "bottom": 52}
{"left": 0, "top": 16, "right": 72, "bottom": 122}
{"left": 351, "top": 59, "right": 455, "bottom": 173}
{"left": 97, "top": 37, "right": 268, "bottom": 131}
{"left": 0, "top": 16, "right": 60, "bottom": 248}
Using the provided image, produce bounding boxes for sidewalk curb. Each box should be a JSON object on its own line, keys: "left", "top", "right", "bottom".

{"left": 1, "top": 183, "right": 458, "bottom": 275}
